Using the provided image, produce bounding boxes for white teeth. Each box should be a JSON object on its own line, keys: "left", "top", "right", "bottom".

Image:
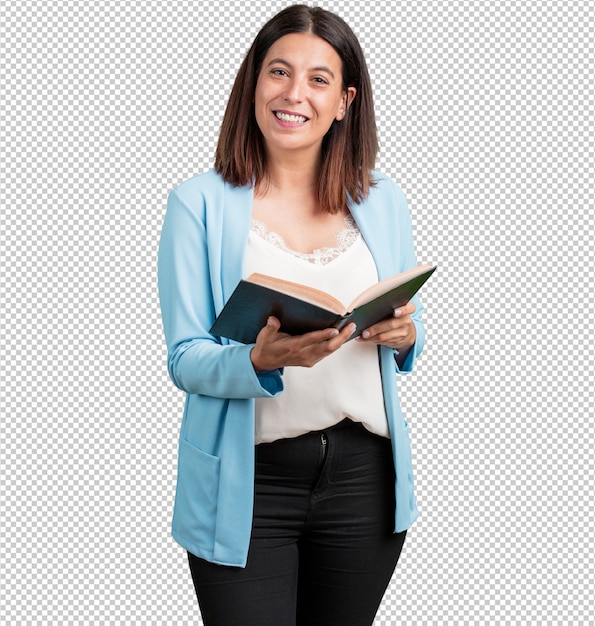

{"left": 275, "top": 111, "right": 307, "bottom": 123}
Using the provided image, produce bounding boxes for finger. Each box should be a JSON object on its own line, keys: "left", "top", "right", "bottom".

{"left": 252, "top": 317, "right": 283, "bottom": 371}
{"left": 255, "top": 316, "right": 282, "bottom": 341}
{"left": 266, "top": 316, "right": 281, "bottom": 331}
{"left": 359, "top": 317, "right": 397, "bottom": 340}
{"left": 361, "top": 303, "right": 415, "bottom": 340}
{"left": 325, "top": 322, "right": 357, "bottom": 349}
{"left": 393, "top": 301, "right": 416, "bottom": 317}
{"left": 297, "top": 323, "right": 356, "bottom": 366}
{"left": 361, "top": 319, "right": 413, "bottom": 344}
{"left": 292, "top": 326, "right": 342, "bottom": 346}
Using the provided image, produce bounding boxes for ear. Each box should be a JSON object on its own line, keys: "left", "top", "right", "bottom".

{"left": 336, "top": 87, "right": 357, "bottom": 121}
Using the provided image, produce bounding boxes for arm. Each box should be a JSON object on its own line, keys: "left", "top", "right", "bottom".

{"left": 158, "top": 186, "right": 283, "bottom": 399}
{"left": 357, "top": 180, "right": 426, "bottom": 373}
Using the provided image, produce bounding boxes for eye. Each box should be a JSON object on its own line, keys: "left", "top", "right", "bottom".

{"left": 271, "top": 68, "right": 288, "bottom": 77}
{"left": 312, "top": 76, "right": 329, "bottom": 85}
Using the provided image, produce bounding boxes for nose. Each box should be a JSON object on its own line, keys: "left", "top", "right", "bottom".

{"left": 283, "top": 77, "right": 304, "bottom": 103}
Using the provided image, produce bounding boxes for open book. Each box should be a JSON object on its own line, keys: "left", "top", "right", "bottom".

{"left": 209, "top": 264, "right": 436, "bottom": 344}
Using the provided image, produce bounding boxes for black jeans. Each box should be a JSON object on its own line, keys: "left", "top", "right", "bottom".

{"left": 188, "top": 419, "right": 406, "bottom": 626}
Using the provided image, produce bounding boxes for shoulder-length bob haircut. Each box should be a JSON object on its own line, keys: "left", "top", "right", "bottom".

{"left": 214, "top": 4, "right": 378, "bottom": 213}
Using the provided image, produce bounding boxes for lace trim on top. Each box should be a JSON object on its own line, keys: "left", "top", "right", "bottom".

{"left": 250, "top": 215, "right": 360, "bottom": 266}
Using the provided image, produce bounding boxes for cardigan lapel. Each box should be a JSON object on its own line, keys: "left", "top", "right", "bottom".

{"left": 218, "top": 181, "right": 255, "bottom": 304}
{"left": 350, "top": 194, "right": 393, "bottom": 281}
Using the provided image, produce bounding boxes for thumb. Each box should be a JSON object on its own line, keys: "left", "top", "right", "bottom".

{"left": 256, "top": 316, "right": 281, "bottom": 342}
{"left": 254, "top": 316, "right": 281, "bottom": 352}
{"left": 265, "top": 316, "right": 281, "bottom": 332}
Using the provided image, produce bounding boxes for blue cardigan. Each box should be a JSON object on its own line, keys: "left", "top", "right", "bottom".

{"left": 158, "top": 169, "right": 425, "bottom": 567}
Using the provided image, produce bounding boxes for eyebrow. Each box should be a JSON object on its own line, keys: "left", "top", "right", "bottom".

{"left": 266, "top": 58, "right": 336, "bottom": 80}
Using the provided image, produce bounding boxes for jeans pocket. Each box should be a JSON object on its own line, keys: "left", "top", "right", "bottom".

{"left": 353, "top": 422, "right": 393, "bottom": 458}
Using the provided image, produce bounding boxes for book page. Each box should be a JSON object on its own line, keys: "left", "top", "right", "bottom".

{"left": 247, "top": 273, "right": 347, "bottom": 315}
{"left": 348, "top": 264, "right": 435, "bottom": 310}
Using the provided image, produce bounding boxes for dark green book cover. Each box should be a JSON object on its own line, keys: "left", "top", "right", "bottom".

{"left": 210, "top": 265, "right": 436, "bottom": 344}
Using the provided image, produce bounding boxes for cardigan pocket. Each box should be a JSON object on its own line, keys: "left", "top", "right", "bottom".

{"left": 172, "top": 437, "right": 221, "bottom": 558}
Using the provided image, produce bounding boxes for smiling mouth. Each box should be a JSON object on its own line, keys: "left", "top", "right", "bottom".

{"left": 274, "top": 111, "right": 308, "bottom": 124}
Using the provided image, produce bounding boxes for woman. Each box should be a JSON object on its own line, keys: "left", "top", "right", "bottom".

{"left": 158, "top": 5, "right": 427, "bottom": 625}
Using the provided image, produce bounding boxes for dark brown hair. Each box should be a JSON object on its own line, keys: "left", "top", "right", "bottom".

{"left": 214, "top": 5, "right": 378, "bottom": 213}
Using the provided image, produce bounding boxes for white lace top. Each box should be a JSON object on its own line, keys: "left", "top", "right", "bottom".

{"left": 250, "top": 215, "right": 360, "bottom": 266}
{"left": 245, "top": 216, "right": 389, "bottom": 444}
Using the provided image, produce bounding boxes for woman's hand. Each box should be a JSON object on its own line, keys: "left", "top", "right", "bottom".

{"left": 356, "top": 301, "right": 417, "bottom": 351}
{"left": 250, "top": 316, "right": 357, "bottom": 372}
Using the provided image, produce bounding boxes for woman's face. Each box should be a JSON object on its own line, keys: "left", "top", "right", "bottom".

{"left": 254, "top": 32, "right": 355, "bottom": 161}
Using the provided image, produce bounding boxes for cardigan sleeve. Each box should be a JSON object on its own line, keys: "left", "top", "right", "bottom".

{"left": 158, "top": 185, "right": 284, "bottom": 398}
{"left": 390, "top": 179, "right": 426, "bottom": 375}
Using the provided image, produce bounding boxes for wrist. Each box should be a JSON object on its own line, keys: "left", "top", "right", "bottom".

{"left": 250, "top": 345, "right": 274, "bottom": 374}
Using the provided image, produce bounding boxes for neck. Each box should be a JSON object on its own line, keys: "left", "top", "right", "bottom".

{"left": 258, "top": 147, "right": 322, "bottom": 196}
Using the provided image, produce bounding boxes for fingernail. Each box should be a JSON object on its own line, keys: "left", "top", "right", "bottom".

{"left": 350, "top": 323, "right": 357, "bottom": 335}
{"left": 393, "top": 309, "right": 402, "bottom": 317}
{"left": 329, "top": 329, "right": 339, "bottom": 337}
{"left": 361, "top": 330, "right": 370, "bottom": 339}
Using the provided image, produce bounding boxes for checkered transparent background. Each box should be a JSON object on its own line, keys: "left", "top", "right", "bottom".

{"left": 1, "top": 0, "right": 593, "bottom": 623}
